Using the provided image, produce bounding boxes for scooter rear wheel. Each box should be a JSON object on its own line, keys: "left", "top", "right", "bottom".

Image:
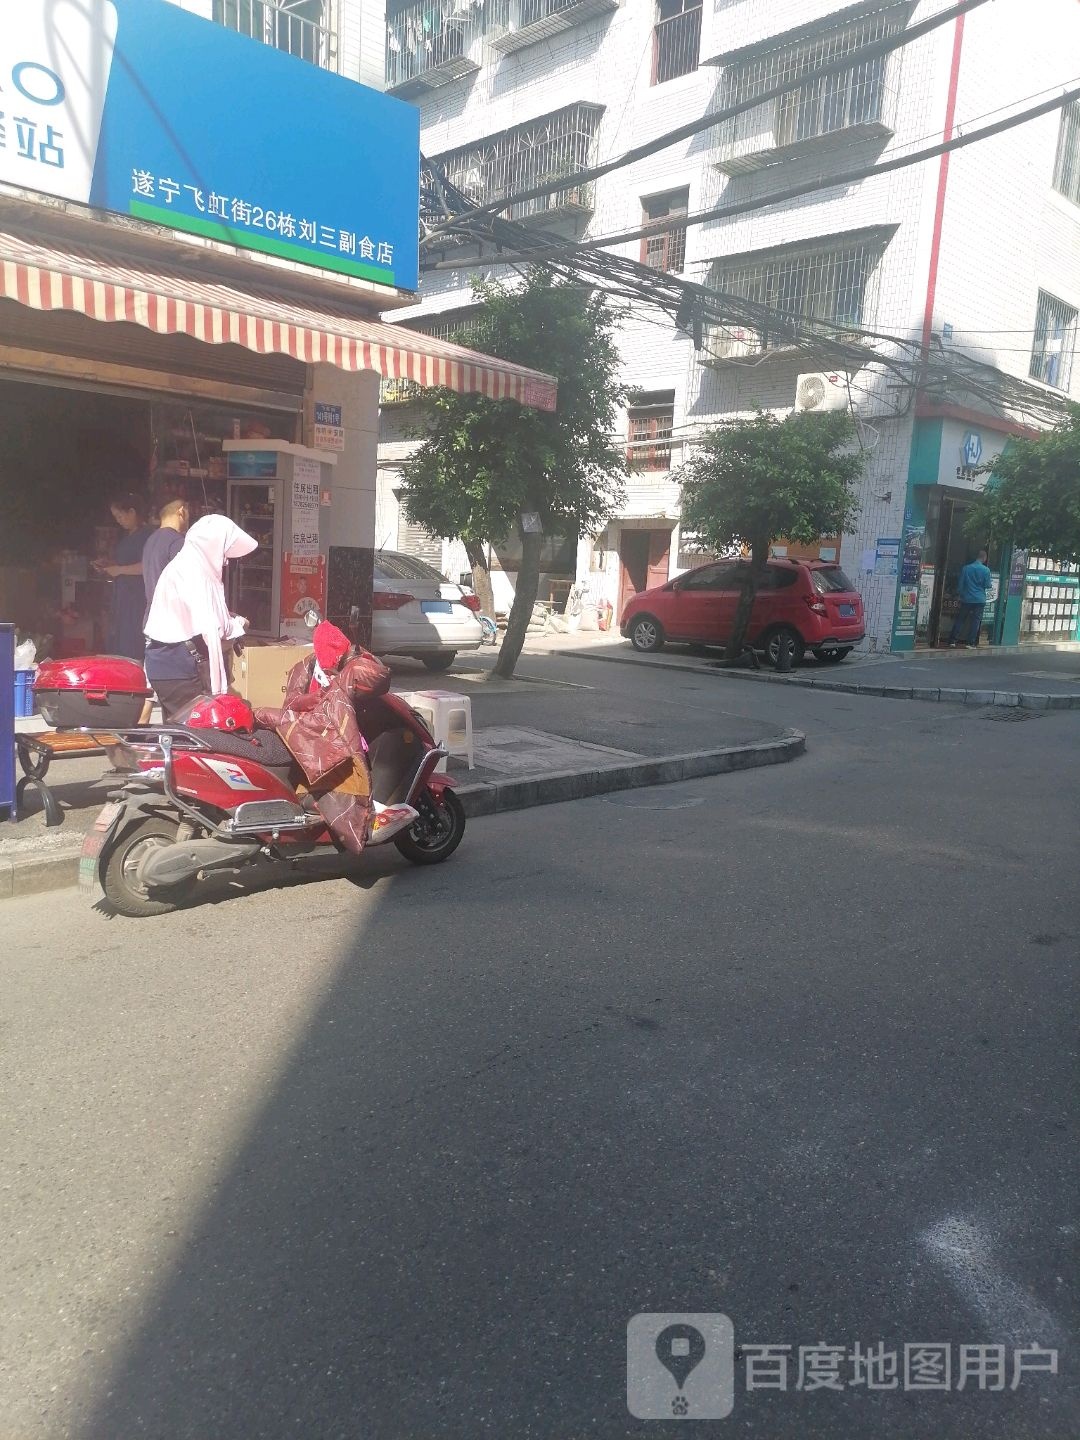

{"left": 394, "top": 789, "right": 466, "bottom": 865}
{"left": 102, "top": 817, "right": 196, "bottom": 918}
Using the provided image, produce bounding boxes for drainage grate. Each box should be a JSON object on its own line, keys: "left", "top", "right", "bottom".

{"left": 982, "top": 707, "right": 1039, "bottom": 722}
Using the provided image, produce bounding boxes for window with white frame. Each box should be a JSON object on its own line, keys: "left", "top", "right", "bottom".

{"left": 1052, "top": 101, "right": 1080, "bottom": 206}
{"left": 710, "top": 231, "right": 890, "bottom": 344}
{"left": 1029, "top": 291, "right": 1077, "bottom": 390}
{"left": 213, "top": 0, "right": 333, "bottom": 67}
{"left": 641, "top": 190, "right": 689, "bottom": 274}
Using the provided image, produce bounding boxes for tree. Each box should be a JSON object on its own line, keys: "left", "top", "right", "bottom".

{"left": 679, "top": 410, "right": 865, "bottom": 663}
{"left": 402, "top": 268, "right": 625, "bottom": 678}
{"left": 968, "top": 404, "right": 1080, "bottom": 561}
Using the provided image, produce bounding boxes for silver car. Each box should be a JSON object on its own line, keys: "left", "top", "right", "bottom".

{"left": 373, "top": 550, "right": 483, "bottom": 671}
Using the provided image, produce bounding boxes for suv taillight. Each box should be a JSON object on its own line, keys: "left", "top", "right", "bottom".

{"left": 805, "top": 596, "right": 828, "bottom": 615}
{"left": 372, "top": 590, "right": 414, "bottom": 610}
{"left": 460, "top": 594, "right": 482, "bottom": 612}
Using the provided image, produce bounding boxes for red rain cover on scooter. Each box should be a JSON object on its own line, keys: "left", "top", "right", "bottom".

{"left": 257, "top": 652, "right": 391, "bottom": 854}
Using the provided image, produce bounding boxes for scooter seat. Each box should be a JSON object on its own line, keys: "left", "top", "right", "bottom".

{"left": 178, "top": 725, "right": 297, "bottom": 777}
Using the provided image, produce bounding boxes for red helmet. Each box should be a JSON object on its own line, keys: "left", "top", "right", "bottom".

{"left": 183, "top": 694, "right": 255, "bottom": 732}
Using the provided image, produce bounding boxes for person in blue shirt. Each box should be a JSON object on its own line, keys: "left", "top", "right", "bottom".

{"left": 948, "top": 549, "right": 994, "bottom": 647}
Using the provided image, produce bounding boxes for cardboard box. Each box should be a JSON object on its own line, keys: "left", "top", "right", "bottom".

{"left": 231, "top": 643, "right": 311, "bottom": 708}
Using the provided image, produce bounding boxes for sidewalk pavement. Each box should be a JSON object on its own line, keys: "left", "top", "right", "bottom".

{"left": 1, "top": 657, "right": 802, "bottom": 899}
{"left": 543, "top": 633, "right": 1080, "bottom": 708}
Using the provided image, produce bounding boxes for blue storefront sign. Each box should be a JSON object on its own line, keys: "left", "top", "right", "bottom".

{"left": 1, "top": 0, "right": 420, "bottom": 291}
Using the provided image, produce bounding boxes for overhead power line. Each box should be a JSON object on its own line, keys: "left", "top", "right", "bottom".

{"left": 423, "top": 0, "right": 994, "bottom": 234}
{"left": 425, "top": 83, "right": 1080, "bottom": 269}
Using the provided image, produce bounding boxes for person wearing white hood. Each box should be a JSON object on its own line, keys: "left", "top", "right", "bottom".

{"left": 144, "top": 514, "right": 258, "bottom": 721}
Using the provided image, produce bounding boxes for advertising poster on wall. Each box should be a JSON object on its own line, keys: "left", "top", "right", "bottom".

{"left": 280, "top": 554, "right": 327, "bottom": 641}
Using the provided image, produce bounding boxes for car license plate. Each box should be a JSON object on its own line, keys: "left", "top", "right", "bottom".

{"left": 421, "top": 600, "right": 453, "bottom": 614}
{"left": 839, "top": 603, "right": 855, "bottom": 617}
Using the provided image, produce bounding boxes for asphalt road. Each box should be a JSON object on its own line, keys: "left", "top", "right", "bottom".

{"left": 2, "top": 660, "right": 1078, "bottom": 1439}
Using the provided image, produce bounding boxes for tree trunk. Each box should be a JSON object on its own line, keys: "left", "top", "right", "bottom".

{"left": 493, "top": 530, "right": 543, "bottom": 679}
{"left": 725, "top": 537, "right": 770, "bottom": 662}
{"left": 464, "top": 539, "right": 495, "bottom": 617}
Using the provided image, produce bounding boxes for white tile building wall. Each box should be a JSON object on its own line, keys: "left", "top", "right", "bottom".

{"left": 381, "top": 0, "right": 1080, "bottom": 646}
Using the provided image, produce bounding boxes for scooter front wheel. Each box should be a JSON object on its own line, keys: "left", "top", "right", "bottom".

{"left": 102, "top": 817, "right": 196, "bottom": 918}
{"left": 394, "top": 789, "right": 466, "bottom": 865}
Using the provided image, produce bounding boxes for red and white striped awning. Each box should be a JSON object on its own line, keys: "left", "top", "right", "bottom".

{"left": 0, "top": 230, "right": 558, "bottom": 411}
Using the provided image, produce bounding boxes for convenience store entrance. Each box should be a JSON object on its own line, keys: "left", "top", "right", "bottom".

{"left": 914, "top": 487, "right": 1001, "bottom": 647}
{"left": 0, "top": 373, "right": 297, "bottom": 655}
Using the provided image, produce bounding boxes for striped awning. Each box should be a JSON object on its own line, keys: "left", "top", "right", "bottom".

{"left": 0, "top": 230, "right": 557, "bottom": 411}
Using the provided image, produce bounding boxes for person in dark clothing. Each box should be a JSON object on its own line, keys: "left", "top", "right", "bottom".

{"left": 142, "top": 499, "right": 190, "bottom": 617}
{"left": 96, "top": 494, "right": 153, "bottom": 660}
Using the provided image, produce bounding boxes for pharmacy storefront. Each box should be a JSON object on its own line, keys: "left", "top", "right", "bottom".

{"left": 888, "top": 415, "right": 1074, "bottom": 650}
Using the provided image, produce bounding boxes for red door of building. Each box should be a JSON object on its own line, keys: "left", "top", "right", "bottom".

{"left": 618, "top": 528, "right": 671, "bottom": 620}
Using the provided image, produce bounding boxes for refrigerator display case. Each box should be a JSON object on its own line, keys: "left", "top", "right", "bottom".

{"left": 227, "top": 479, "right": 282, "bottom": 638}
{"left": 224, "top": 442, "right": 337, "bottom": 640}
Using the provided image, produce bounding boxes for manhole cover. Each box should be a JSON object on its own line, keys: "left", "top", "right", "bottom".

{"left": 602, "top": 794, "right": 706, "bottom": 810}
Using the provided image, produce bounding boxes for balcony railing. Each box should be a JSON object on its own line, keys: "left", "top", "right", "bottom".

{"left": 212, "top": 0, "right": 336, "bottom": 68}
{"left": 386, "top": 0, "right": 484, "bottom": 96}
{"left": 486, "top": 0, "right": 619, "bottom": 54}
{"left": 702, "top": 232, "right": 890, "bottom": 364}
{"left": 425, "top": 103, "right": 604, "bottom": 226}
{"left": 712, "top": 10, "right": 904, "bottom": 174}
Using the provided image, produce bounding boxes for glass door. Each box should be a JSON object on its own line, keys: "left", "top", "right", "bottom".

{"left": 227, "top": 480, "right": 282, "bottom": 637}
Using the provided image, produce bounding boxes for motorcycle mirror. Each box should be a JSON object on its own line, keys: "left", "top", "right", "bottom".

{"left": 304, "top": 608, "right": 321, "bottom": 629}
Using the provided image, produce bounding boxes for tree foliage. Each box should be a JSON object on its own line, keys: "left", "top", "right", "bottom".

{"left": 402, "top": 268, "right": 625, "bottom": 677}
{"left": 679, "top": 410, "right": 865, "bottom": 660}
{"left": 968, "top": 404, "right": 1080, "bottom": 561}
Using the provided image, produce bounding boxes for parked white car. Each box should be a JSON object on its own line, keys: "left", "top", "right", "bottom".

{"left": 373, "top": 550, "right": 483, "bottom": 671}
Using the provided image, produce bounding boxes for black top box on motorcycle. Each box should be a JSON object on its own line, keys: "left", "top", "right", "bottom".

{"left": 33, "top": 656, "right": 154, "bottom": 728}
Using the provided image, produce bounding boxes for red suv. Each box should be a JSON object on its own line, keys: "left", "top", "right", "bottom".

{"left": 620, "top": 558, "right": 865, "bottom": 666}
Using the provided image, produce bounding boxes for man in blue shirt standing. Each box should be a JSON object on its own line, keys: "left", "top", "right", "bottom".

{"left": 948, "top": 548, "right": 994, "bottom": 647}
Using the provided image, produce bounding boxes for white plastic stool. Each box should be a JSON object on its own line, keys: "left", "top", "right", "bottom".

{"left": 399, "top": 689, "right": 474, "bottom": 771}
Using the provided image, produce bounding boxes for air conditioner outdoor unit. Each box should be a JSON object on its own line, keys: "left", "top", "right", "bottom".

{"left": 795, "top": 372, "right": 850, "bottom": 413}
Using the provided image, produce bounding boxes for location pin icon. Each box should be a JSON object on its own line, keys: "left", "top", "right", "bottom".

{"left": 655, "top": 1323, "right": 706, "bottom": 1391}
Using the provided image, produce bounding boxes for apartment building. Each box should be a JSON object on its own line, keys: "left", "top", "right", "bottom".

{"left": 379, "top": 0, "right": 1080, "bottom": 650}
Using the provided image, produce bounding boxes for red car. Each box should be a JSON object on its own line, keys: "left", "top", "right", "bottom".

{"left": 620, "top": 557, "right": 865, "bottom": 666}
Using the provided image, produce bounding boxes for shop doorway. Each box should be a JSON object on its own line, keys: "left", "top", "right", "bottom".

{"left": 915, "top": 489, "right": 1000, "bottom": 647}
{"left": 0, "top": 374, "right": 296, "bottom": 655}
{"left": 618, "top": 528, "right": 671, "bottom": 619}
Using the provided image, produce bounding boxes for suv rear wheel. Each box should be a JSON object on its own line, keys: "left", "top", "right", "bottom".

{"left": 629, "top": 615, "right": 664, "bottom": 653}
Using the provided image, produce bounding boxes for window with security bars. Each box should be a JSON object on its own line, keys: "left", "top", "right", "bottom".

{"left": 653, "top": 0, "right": 702, "bottom": 85}
{"left": 1053, "top": 101, "right": 1080, "bottom": 206}
{"left": 709, "top": 234, "right": 888, "bottom": 349}
{"left": 627, "top": 392, "right": 675, "bottom": 471}
{"left": 718, "top": 6, "right": 905, "bottom": 159}
{"left": 213, "top": 0, "right": 333, "bottom": 66}
{"left": 427, "top": 104, "right": 604, "bottom": 223}
{"left": 641, "top": 190, "right": 689, "bottom": 273}
{"left": 1029, "top": 291, "right": 1077, "bottom": 391}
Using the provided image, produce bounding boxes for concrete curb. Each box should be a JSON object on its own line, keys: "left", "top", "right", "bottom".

{"left": 0, "top": 730, "right": 806, "bottom": 899}
{"left": 0, "top": 847, "right": 83, "bottom": 901}
{"left": 556, "top": 648, "right": 1080, "bottom": 710}
{"left": 455, "top": 728, "right": 805, "bottom": 818}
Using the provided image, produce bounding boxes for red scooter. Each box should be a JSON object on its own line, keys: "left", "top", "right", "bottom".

{"left": 79, "top": 674, "right": 465, "bottom": 918}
